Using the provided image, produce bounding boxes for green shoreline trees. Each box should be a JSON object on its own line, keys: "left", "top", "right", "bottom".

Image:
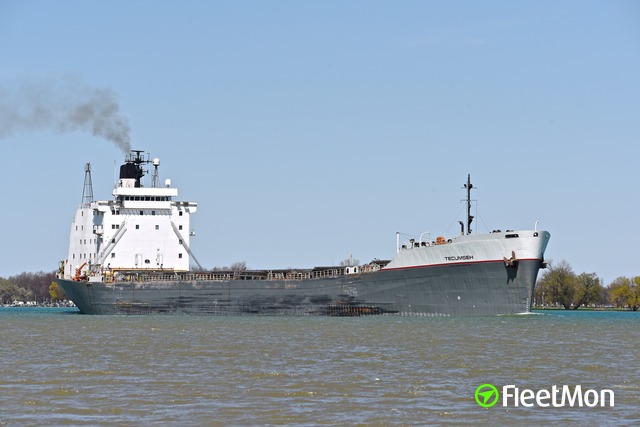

{"left": 607, "top": 276, "right": 640, "bottom": 311}
{"left": 0, "top": 271, "right": 58, "bottom": 304}
{"left": 534, "top": 259, "right": 640, "bottom": 310}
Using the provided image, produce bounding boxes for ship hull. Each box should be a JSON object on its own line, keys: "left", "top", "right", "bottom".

{"left": 56, "top": 259, "right": 541, "bottom": 316}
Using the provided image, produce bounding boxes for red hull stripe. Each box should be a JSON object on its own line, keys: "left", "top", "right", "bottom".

{"left": 381, "top": 257, "right": 541, "bottom": 272}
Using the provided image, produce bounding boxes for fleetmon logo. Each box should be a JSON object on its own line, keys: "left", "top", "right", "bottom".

{"left": 475, "top": 384, "right": 499, "bottom": 408}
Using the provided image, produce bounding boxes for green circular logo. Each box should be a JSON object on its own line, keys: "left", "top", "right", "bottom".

{"left": 475, "top": 383, "right": 499, "bottom": 408}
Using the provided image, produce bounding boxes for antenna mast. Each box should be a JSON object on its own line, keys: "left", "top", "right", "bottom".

{"left": 151, "top": 158, "right": 160, "bottom": 188}
{"left": 464, "top": 174, "right": 474, "bottom": 235}
{"left": 82, "top": 163, "right": 94, "bottom": 207}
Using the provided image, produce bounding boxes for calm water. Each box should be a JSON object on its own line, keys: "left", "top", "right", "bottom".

{"left": 1, "top": 308, "right": 638, "bottom": 426}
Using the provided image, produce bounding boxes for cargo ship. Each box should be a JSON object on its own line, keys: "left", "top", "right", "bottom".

{"left": 56, "top": 150, "right": 550, "bottom": 316}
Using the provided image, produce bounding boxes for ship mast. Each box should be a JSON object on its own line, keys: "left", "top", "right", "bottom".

{"left": 82, "top": 163, "right": 93, "bottom": 207}
{"left": 464, "top": 174, "right": 474, "bottom": 235}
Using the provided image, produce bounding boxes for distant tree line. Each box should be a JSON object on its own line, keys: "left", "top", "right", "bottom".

{"left": 534, "top": 259, "right": 640, "bottom": 310}
{"left": 200, "top": 257, "right": 360, "bottom": 271}
{"left": 193, "top": 261, "right": 248, "bottom": 272}
{"left": 0, "top": 271, "right": 61, "bottom": 304}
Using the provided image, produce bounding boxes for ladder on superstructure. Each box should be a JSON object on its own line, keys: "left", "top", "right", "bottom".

{"left": 170, "top": 221, "right": 203, "bottom": 270}
{"left": 96, "top": 220, "right": 128, "bottom": 266}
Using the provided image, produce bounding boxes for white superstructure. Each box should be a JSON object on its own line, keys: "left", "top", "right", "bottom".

{"left": 64, "top": 151, "right": 197, "bottom": 280}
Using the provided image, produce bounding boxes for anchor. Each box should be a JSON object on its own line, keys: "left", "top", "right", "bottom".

{"left": 503, "top": 251, "right": 517, "bottom": 267}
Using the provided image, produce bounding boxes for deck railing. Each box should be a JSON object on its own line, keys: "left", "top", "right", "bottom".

{"left": 102, "top": 268, "right": 347, "bottom": 283}
{"left": 87, "top": 260, "right": 390, "bottom": 284}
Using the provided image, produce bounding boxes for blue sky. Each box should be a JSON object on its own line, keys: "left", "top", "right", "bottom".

{"left": 1, "top": 1, "right": 638, "bottom": 283}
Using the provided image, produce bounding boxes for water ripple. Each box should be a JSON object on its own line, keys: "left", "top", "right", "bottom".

{"left": 0, "top": 308, "right": 638, "bottom": 426}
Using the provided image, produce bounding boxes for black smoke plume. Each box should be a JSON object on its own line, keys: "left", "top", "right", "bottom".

{"left": 0, "top": 77, "right": 131, "bottom": 153}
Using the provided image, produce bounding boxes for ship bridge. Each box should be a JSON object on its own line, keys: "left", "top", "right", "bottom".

{"left": 64, "top": 150, "right": 198, "bottom": 280}
{"left": 114, "top": 187, "right": 178, "bottom": 209}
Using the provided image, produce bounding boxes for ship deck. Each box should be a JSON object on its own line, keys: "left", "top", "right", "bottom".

{"left": 82, "top": 261, "right": 391, "bottom": 283}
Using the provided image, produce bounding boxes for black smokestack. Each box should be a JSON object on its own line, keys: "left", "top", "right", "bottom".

{"left": 0, "top": 77, "right": 131, "bottom": 153}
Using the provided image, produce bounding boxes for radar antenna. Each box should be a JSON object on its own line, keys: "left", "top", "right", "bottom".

{"left": 151, "top": 158, "right": 160, "bottom": 188}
